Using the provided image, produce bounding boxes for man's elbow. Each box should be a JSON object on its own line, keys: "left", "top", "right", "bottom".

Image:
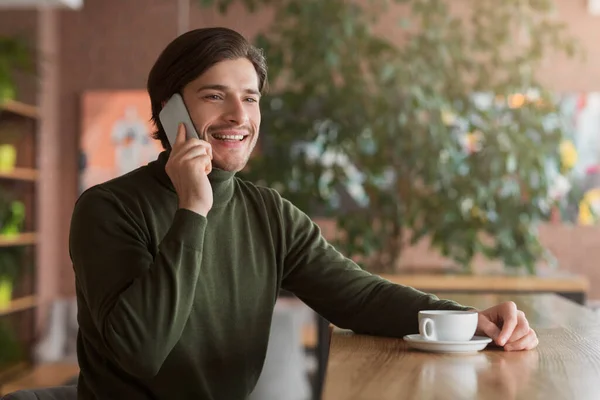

{"left": 104, "top": 324, "right": 169, "bottom": 379}
{"left": 115, "top": 351, "right": 165, "bottom": 379}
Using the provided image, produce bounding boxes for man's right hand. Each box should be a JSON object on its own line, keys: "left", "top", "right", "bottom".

{"left": 165, "top": 123, "right": 213, "bottom": 217}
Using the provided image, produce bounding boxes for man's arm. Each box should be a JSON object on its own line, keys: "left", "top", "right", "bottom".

{"left": 278, "top": 196, "right": 471, "bottom": 338}
{"left": 70, "top": 187, "right": 206, "bottom": 378}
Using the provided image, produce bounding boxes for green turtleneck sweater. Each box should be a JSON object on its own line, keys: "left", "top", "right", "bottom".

{"left": 69, "top": 151, "right": 471, "bottom": 400}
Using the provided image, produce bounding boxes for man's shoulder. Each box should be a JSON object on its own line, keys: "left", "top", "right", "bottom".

{"left": 105, "top": 164, "right": 155, "bottom": 188}
{"left": 77, "top": 164, "right": 165, "bottom": 211}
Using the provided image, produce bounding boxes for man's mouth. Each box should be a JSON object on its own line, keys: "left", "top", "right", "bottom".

{"left": 209, "top": 129, "right": 250, "bottom": 142}
{"left": 211, "top": 133, "right": 247, "bottom": 142}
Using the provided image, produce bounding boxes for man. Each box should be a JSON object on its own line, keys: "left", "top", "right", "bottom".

{"left": 69, "top": 27, "right": 538, "bottom": 400}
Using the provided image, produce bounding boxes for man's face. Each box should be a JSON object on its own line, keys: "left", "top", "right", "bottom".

{"left": 181, "top": 58, "right": 261, "bottom": 172}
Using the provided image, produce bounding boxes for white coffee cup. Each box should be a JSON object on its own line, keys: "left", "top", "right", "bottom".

{"left": 418, "top": 310, "right": 478, "bottom": 342}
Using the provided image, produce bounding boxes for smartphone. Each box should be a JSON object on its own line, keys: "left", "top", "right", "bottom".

{"left": 158, "top": 93, "right": 201, "bottom": 147}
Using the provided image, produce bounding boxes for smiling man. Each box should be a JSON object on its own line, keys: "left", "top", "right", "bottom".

{"left": 175, "top": 57, "right": 261, "bottom": 173}
{"left": 69, "top": 27, "right": 538, "bottom": 400}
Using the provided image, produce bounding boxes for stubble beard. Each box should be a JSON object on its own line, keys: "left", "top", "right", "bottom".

{"left": 212, "top": 133, "right": 258, "bottom": 172}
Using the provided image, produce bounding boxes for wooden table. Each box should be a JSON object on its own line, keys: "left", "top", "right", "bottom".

{"left": 323, "top": 293, "right": 600, "bottom": 400}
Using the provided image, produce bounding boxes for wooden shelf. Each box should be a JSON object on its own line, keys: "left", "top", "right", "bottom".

{"left": 0, "top": 100, "right": 39, "bottom": 119}
{"left": 0, "top": 97, "right": 39, "bottom": 387}
{"left": 0, "top": 296, "right": 37, "bottom": 317}
{"left": 0, "top": 233, "right": 37, "bottom": 247}
{"left": 0, "top": 168, "right": 38, "bottom": 182}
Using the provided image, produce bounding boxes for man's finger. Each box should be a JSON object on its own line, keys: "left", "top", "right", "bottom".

{"left": 179, "top": 145, "right": 208, "bottom": 161}
{"left": 477, "top": 314, "right": 501, "bottom": 342}
{"left": 504, "top": 329, "right": 538, "bottom": 351}
{"left": 196, "top": 155, "right": 212, "bottom": 174}
{"left": 205, "top": 141, "right": 213, "bottom": 159}
{"left": 506, "top": 311, "right": 530, "bottom": 344}
{"left": 184, "top": 153, "right": 212, "bottom": 175}
{"left": 498, "top": 302, "right": 519, "bottom": 346}
{"left": 197, "top": 140, "right": 213, "bottom": 159}
{"left": 175, "top": 137, "right": 212, "bottom": 155}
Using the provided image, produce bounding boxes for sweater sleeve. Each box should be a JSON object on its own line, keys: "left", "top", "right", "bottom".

{"left": 278, "top": 196, "right": 472, "bottom": 337}
{"left": 69, "top": 186, "right": 206, "bottom": 378}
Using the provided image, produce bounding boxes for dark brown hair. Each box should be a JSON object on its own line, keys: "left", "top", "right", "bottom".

{"left": 147, "top": 27, "right": 268, "bottom": 149}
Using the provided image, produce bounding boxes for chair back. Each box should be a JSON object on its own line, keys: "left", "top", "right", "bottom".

{"left": 1, "top": 385, "right": 77, "bottom": 400}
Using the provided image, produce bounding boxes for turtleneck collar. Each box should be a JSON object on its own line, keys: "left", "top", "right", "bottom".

{"left": 152, "top": 151, "right": 236, "bottom": 207}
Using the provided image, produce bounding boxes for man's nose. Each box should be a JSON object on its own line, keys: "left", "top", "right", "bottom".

{"left": 225, "top": 98, "right": 249, "bottom": 125}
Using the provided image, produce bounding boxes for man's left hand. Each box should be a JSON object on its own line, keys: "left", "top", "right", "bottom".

{"left": 474, "top": 301, "right": 539, "bottom": 351}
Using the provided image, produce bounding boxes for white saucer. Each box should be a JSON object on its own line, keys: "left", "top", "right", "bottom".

{"left": 403, "top": 334, "right": 493, "bottom": 353}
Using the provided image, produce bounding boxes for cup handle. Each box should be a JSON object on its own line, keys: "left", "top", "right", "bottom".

{"left": 420, "top": 317, "right": 436, "bottom": 340}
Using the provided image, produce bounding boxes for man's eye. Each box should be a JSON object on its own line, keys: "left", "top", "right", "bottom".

{"left": 245, "top": 97, "right": 258, "bottom": 103}
{"left": 205, "top": 94, "right": 222, "bottom": 100}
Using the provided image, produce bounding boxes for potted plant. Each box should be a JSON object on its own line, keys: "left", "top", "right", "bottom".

{"left": 0, "top": 247, "right": 22, "bottom": 308}
{"left": 0, "top": 34, "right": 31, "bottom": 104}
{"left": 0, "top": 186, "right": 25, "bottom": 308}
{"left": 199, "top": 0, "right": 580, "bottom": 275}
{"left": 0, "top": 122, "right": 20, "bottom": 172}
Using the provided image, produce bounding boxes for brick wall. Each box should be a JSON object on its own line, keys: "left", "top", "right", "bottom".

{"left": 3, "top": 0, "right": 600, "bottom": 300}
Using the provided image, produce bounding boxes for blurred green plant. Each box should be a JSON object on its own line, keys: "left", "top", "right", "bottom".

{"left": 0, "top": 320, "right": 23, "bottom": 369}
{"left": 198, "top": 0, "right": 581, "bottom": 274}
{"left": 0, "top": 34, "right": 31, "bottom": 103}
{"left": 0, "top": 247, "right": 22, "bottom": 285}
{"left": 0, "top": 187, "right": 25, "bottom": 282}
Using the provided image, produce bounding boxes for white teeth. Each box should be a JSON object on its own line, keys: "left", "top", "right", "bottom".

{"left": 213, "top": 134, "right": 244, "bottom": 141}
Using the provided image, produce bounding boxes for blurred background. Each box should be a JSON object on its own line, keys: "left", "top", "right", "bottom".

{"left": 0, "top": 0, "right": 599, "bottom": 399}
